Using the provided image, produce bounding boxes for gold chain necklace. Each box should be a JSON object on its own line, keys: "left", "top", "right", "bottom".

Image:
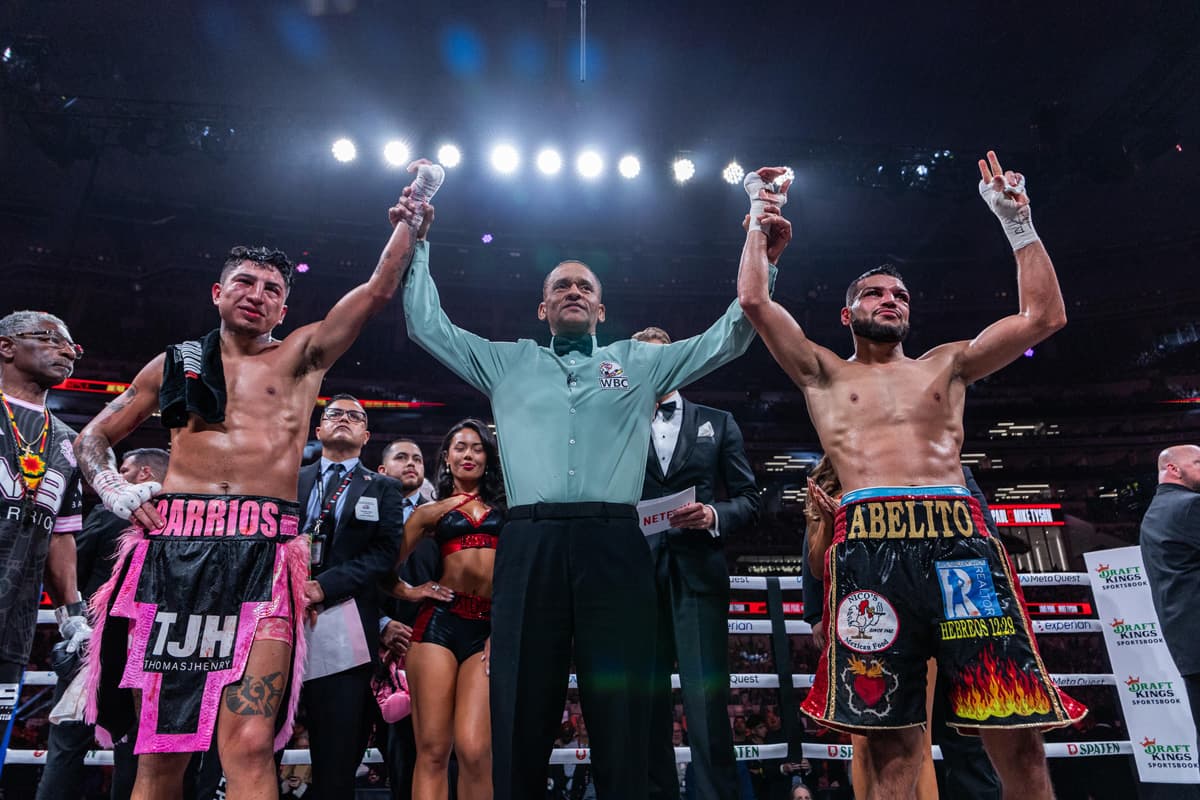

{"left": 0, "top": 390, "right": 51, "bottom": 496}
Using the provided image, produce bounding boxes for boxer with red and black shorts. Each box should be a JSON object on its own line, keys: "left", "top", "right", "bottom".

{"left": 742, "top": 152, "right": 1079, "bottom": 797}
{"left": 802, "top": 485, "right": 1086, "bottom": 734}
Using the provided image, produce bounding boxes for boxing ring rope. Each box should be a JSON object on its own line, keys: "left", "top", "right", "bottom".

{"left": 9, "top": 571, "right": 1129, "bottom": 768}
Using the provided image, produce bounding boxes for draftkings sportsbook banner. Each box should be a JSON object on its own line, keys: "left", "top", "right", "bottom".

{"left": 1084, "top": 546, "right": 1199, "bottom": 784}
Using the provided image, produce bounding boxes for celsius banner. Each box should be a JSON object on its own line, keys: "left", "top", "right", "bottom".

{"left": 1084, "top": 546, "right": 1199, "bottom": 784}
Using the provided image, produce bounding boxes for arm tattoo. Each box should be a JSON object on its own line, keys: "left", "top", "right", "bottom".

{"left": 75, "top": 433, "right": 118, "bottom": 483}
{"left": 75, "top": 385, "right": 139, "bottom": 481}
{"left": 223, "top": 670, "right": 285, "bottom": 717}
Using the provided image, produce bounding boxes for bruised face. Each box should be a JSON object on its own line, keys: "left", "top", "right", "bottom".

{"left": 538, "top": 262, "right": 605, "bottom": 336}
{"left": 212, "top": 261, "right": 289, "bottom": 337}
{"left": 842, "top": 275, "right": 910, "bottom": 343}
{"left": 379, "top": 441, "right": 425, "bottom": 492}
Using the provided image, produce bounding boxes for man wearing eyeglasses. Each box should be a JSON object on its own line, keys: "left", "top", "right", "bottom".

{"left": 73, "top": 163, "right": 437, "bottom": 800}
{"left": 0, "top": 310, "right": 89, "bottom": 778}
{"left": 297, "top": 394, "right": 405, "bottom": 798}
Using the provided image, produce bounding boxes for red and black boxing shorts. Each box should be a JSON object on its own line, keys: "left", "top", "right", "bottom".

{"left": 801, "top": 485, "right": 1087, "bottom": 733}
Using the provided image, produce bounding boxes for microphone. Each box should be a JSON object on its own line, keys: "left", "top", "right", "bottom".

{"left": 567, "top": 372, "right": 577, "bottom": 387}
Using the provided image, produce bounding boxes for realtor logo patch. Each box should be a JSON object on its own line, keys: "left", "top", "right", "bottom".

{"left": 597, "top": 361, "right": 630, "bottom": 390}
{"left": 936, "top": 559, "right": 1002, "bottom": 620}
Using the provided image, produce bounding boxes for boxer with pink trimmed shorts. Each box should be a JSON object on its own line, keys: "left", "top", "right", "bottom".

{"left": 74, "top": 161, "right": 443, "bottom": 800}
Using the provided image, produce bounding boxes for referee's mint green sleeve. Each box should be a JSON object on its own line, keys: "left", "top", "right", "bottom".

{"left": 401, "top": 241, "right": 515, "bottom": 395}
{"left": 643, "top": 264, "right": 778, "bottom": 396}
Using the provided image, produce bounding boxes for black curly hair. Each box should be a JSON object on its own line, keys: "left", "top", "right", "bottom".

{"left": 434, "top": 418, "right": 506, "bottom": 510}
{"left": 220, "top": 245, "right": 296, "bottom": 289}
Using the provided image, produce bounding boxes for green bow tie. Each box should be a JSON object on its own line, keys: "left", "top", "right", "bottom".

{"left": 552, "top": 334, "right": 593, "bottom": 357}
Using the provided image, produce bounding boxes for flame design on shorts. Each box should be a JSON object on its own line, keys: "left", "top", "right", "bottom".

{"left": 950, "top": 646, "right": 1053, "bottom": 721}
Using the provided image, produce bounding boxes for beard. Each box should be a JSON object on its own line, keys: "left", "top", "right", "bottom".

{"left": 850, "top": 315, "right": 909, "bottom": 343}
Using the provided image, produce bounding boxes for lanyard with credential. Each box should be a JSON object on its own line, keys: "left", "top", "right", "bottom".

{"left": 308, "top": 468, "right": 355, "bottom": 571}
{"left": 313, "top": 469, "right": 355, "bottom": 535}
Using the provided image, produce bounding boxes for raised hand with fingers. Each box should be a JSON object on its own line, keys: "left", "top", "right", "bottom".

{"left": 743, "top": 166, "right": 791, "bottom": 233}
{"left": 978, "top": 150, "right": 1039, "bottom": 251}
{"left": 387, "top": 158, "right": 441, "bottom": 239}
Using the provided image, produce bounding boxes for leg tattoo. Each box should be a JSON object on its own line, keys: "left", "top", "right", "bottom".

{"left": 223, "top": 671, "right": 284, "bottom": 717}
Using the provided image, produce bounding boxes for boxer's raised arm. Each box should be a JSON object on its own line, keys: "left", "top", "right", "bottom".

{"left": 957, "top": 151, "right": 1066, "bottom": 384}
{"left": 299, "top": 160, "right": 443, "bottom": 372}
{"left": 737, "top": 168, "right": 824, "bottom": 387}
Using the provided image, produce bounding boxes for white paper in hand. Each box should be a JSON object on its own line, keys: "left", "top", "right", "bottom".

{"left": 303, "top": 599, "right": 371, "bottom": 681}
{"left": 637, "top": 486, "right": 697, "bottom": 536}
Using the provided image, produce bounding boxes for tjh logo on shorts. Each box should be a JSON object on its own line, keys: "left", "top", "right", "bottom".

{"left": 936, "top": 559, "right": 1002, "bottom": 620}
{"left": 836, "top": 590, "right": 899, "bottom": 653}
{"left": 597, "top": 361, "right": 630, "bottom": 390}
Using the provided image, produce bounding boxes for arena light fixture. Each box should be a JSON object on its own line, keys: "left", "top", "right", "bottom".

{"left": 331, "top": 138, "right": 357, "bottom": 163}
{"left": 576, "top": 150, "right": 603, "bottom": 179}
{"left": 437, "top": 143, "right": 462, "bottom": 168}
{"left": 490, "top": 143, "right": 520, "bottom": 175}
{"left": 383, "top": 139, "right": 411, "bottom": 167}
{"left": 722, "top": 161, "right": 744, "bottom": 185}
{"left": 536, "top": 148, "right": 563, "bottom": 175}
{"left": 673, "top": 157, "right": 696, "bottom": 183}
{"left": 618, "top": 154, "right": 640, "bottom": 179}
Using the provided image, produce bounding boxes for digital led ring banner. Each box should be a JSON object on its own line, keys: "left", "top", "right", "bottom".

{"left": 1084, "top": 546, "right": 1199, "bottom": 784}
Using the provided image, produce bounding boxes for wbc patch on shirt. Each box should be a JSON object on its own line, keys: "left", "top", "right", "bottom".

{"left": 597, "top": 361, "right": 630, "bottom": 390}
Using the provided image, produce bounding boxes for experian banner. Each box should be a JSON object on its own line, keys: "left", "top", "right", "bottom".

{"left": 1085, "top": 547, "right": 1199, "bottom": 783}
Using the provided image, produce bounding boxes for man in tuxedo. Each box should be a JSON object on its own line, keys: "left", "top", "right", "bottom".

{"left": 634, "top": 327, "right": 760, "bottom": 800}
{"left": 298, "top": 394, "right": 405, "bottom": 798}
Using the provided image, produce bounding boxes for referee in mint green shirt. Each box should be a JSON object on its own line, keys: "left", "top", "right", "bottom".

{"left": 395, "top": 176, "right": 788, "bottom": 800}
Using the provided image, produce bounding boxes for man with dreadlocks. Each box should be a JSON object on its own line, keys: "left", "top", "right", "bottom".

{"left": 74, "top": 162, "right": 441, "bottom": 800}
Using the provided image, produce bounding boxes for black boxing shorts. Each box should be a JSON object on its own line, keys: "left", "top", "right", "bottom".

{"left": 412, "top": 593, "right": 491, "bottom": 664}
{"left": 801, "top": 485, "right": 1087, "bottom": 733}
{"left": 85, "top": 494, "right": 309, "bottom": 754}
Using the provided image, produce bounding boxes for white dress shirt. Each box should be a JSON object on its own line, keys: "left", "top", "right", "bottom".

{"left": 651, "top": 392, "right": 684, "bottom": 474}
{"left": 651, "top": 393, "right": 720, "bottom": 538}
{"left": 306, "top": 456, "right": 361, "bottom": 525}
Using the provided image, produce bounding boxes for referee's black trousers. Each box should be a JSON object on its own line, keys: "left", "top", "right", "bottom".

{"left": 490, "top": 503, "right": 656, "bottom": 800}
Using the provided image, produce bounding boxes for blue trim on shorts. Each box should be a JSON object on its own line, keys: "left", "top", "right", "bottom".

{"left": 840, "top": 485, "right": 971, "bottom": 505}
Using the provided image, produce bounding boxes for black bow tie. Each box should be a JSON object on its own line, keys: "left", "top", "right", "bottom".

{"left": 657, "top": 401, "right": 677, "bottom": 421}
{"left": 552, "top": 334, "right": 593, "bottom": 357}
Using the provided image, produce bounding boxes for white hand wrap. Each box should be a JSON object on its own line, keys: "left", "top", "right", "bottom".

{"left": 408, "top": 163, "right": 445, "bottom": 232}
{"left": 91, "top": 469, "right": 161, "bottom": 521}
{"left": 55, "top": 602, "right": 92, "bottom": 655}
{"left": 744, "top": 171, "right": 788, "bottom": 234}
{"left": 979, "top": 176, "right": 1039, "bottom": 251}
